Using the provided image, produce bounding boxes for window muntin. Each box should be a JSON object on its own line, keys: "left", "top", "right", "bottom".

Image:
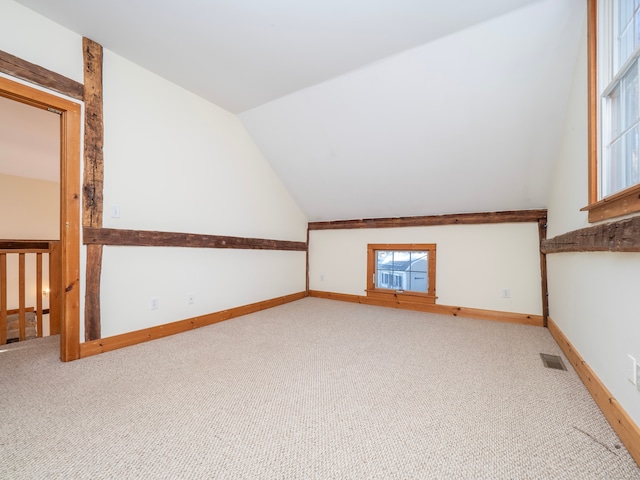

{"left": 367, "top": 244, "right": 436, "bottom": 303}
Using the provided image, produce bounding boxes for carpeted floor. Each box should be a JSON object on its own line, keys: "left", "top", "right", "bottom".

{"left": 1, "top": 297, "right": 639, "bottom": 479}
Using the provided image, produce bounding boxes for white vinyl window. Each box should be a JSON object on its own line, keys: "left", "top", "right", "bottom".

{"left": 599, "top": 0, "right": 640, "bottom": 197}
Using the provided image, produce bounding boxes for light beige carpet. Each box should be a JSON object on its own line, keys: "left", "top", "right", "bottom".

{"left": 1, "top": 297, "right": 639, "bottom": 479}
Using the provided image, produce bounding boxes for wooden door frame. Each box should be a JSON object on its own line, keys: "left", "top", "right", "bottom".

{"left": 0, "top": 75, "right": 81, "bottom": 361}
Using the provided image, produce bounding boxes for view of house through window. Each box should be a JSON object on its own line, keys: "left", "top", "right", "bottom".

{"left": 367, "top": 244, "right": 436, "bottom": 303}
{"left": 375, "top": 250, "right": 428, "bottom": 293}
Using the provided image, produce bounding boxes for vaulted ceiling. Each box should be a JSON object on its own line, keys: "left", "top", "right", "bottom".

{"left": 11, "top": 0, "right": 586, "bottom": 221}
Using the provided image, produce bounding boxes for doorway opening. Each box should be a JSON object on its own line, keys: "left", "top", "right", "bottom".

{"left": 0, "top": 76, "right": 81, "bottom": 361}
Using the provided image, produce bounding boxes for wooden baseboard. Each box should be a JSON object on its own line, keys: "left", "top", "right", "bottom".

{"left": 548, "top": 317, "right": 640, "bottom": 467}
{"left": 308, "top": 290, "right": 543, "bottom": 327}
{"left": 80, "top": 292, "right": 306, "bottom": 358}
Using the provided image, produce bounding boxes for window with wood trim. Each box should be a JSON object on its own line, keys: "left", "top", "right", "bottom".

{"left": 585, "top": 0, "right": 640, "bottom": 222}
{"left": 366, "top": 244, "right": 436, "bottom": 304}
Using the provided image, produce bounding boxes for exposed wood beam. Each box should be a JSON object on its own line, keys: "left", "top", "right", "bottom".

{"left": 541, "top": 216, "right": 640, "bottom": 254}
{"left": 84, "top": 245, "right": 102, "bottom": 341}
{"left": 0, "top": 50, "right": 84, "bottom": 101}
{"left": 82, "top": 38, "right": 104, "bottom": 229}
{"left": 308, "top": 209, "right": 547, "bottom": 230}
{"left": 83, "top": 227, "right": 308, "bottom": 251}
{"left": 537, "top": 218, "right": 549, "bottom": 327}
{"left": 82, "top": 37, "right": 105, "bottom": 342}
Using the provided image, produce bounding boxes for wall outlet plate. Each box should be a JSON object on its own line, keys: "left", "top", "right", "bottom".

{"left": 187, "top": 293, "right": 195, "bottom": 304}
{"left": 150, "top": 297, "right": 159, "bottom": 310}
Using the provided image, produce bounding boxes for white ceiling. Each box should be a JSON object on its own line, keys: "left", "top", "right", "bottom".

{"left": 15, "top": 0, "right": 541, "bottom": 114}
{"left": 7, "top": 0, "right": 586, "bottom": 221}
{"left": 0, "top": 95, "right": 59, "bottom": 182}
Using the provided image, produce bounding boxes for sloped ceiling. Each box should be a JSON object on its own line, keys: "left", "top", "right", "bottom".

{"left": 239, "top": 0, "right": 586, "bottom": 221}
{"left": 11, "top": 0, "right": 585, "bottom": 221}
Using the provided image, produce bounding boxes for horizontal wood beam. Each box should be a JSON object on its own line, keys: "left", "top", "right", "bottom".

{"left": 308, "top": 209, "right": 547, "bottom": 230}
{"left": 0, "top": 240, "right": 54, "bottom": 250}
{"left": 541, "top": 216, "right": 640, "bottom": 254}
{"left": 83, "top": 227, "right": 307, "bottom": 251}
{"left": 0, "top": 50, "right": 83, "bottom": 101}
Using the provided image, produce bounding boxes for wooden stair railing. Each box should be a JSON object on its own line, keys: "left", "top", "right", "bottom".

{"left": 0, "top": 240, "right": 60, "bottom": 345}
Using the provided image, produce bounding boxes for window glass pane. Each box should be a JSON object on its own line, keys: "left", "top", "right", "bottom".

{"left": 623, "top": 62, "right": 639, "bottom": 129}
{"left": 409, "top": 251, "right": 428, "bottom": 272}
{"left": 618, "top": 0, "right": 636, "bottom": 70}
{"left": 605, "top": 138, "right": 624, "bottom": 196}
{"left": 610, "top": 84, "right": 622, "bottom": 140}
{"left": 625, "top": 126, "right": 640, "bottom": 186}
{"left": 375, "top": 249, "right": 429, "bottom": 293}
{"left": 635, "top": 10, "right": 640, "bottom": 48}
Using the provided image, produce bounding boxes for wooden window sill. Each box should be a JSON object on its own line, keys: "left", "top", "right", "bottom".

{"left": 366, "top": 289, "right": 436, "bottom": 304}
{"left": 582, "top": 183, "right": 640, "bottom": 222}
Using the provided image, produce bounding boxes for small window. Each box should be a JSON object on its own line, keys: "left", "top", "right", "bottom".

{"left": 367, "top": 244, "right": 436, "bottom": 304}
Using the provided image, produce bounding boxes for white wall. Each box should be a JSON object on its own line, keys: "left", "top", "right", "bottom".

{"left": 97, "top": 50, "right": 307, "bottom": 338}
{"left": 1, "top": 0, "right": 308, "bottom": 341}
{"left": 0, "top": 174, "right": 59, "bottom": 239}
{"left": 310, "top": 223, "right": 542, "bottom": 315}
{"left": 546, "top": 14, "right": 640, "bottom": 426}
{"left": 0, "top": 0, "right": 82, "bottom": 84}
{"left": 0, "top": 174, "right": 57, "bottom": 334}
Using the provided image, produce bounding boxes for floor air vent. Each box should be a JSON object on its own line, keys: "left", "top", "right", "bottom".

{"left": 540, "top": 353, "right": 567, "bottom": 371}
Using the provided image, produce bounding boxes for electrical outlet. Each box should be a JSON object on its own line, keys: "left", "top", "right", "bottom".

{"left": 187, "top": 293, "right": 195, "bottom": 304}
{"left": 111, "top": 205, "right": 121, "bottom": 218}
{"left": 320, "top": 274, "right": 324, "bottom": 282}
{"left": 502, "top": 288, "right": 510, "bottom": 298}
{"left": 150, "top": 297, "right": 159, "bottom": 310}
{"left": 628, "top": 355, "right": 637, "bottom": 385}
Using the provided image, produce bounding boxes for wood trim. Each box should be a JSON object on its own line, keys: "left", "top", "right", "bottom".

{"left": 0, "top": 254, "right": 5, "bottom": 345}
{"left": 537, "top": 218, "right": 549, "bottom": 327}
{"left": 83, "top": 227, "right": 308, "bottom": 251}
{"left": 366, "top": 243, "right": 436, "bottom": 300}
{"left": 309, "top": 290, "right": 543, "bottom": 327}
{"left": 581, "top": 183, "right": 640, "bottom": 222}
{"left": 0, "top": 72, "right": 81, "bottom": 361}
{"left": 587, "top": 0, "right": 598, "bottom": 205}
{"left": 548, "top": 317, "right": 640, "bottom": 467}
{"left": 541, "top": 215, "right": 640, "bottom": 253}
{"left": 0, "top": 49, "right": 84, "bottom": 101}
{"left": 80, "top": 291, "right": 306, "bottom": 358}
{"left": 0, "top": 241, "right": 52, "bottom": 250}
{"left": 308, "top": 209, "right": 547, "bottom": 231}
{"left": 82, "top": 38, "right": 104, "bottom": 229}
{"left": 84, "top": 245, "right": 102, "bottom": 341}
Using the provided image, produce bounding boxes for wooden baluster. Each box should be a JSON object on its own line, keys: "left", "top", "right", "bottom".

{"left": 19, "top": 253, "right": 25, "bottom": 341}
{"left": 37, "top": 252, "right": 43, "bottom": 337}
{"left": 0, "top": 253, "right": 6, "bottom": 345}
